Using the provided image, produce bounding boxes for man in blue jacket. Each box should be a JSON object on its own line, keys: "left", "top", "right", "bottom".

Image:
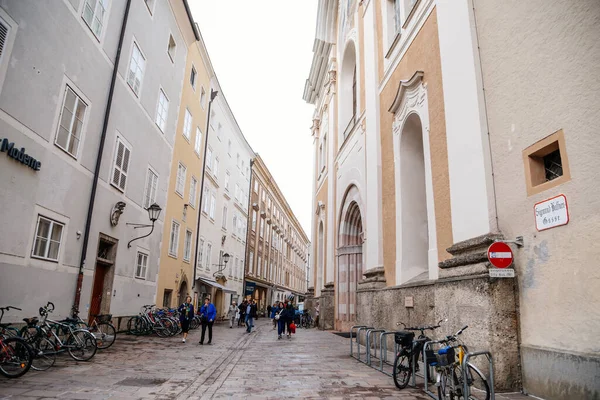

{"left": 199, "top": 297, "right": 217, "bottom": 345}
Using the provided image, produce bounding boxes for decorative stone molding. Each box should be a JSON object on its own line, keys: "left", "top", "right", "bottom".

{"left": 438, "top": 233, "right": 505, "bottom": 279}
{"left": 390, "top": 71, "right": 427, "bottom": 134}
{"left": 315, "top": 200, "right": 326, "bottom": 216}
{"left": 357, "top": 267, "right": 387, "bottom": 290}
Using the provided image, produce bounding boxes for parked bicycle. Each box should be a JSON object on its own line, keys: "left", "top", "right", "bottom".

{"left": 431, "top": 325, "right": 490, "bottom": 400}
{"left": 127, "top": 305, "right": 179, "bottom": 337}
{"left": 300, "top": 311, "right": 314, "bottom": 329}
{"left": 0, "top": 306, "right": 33, "bottom": 378}
{"left": 393, "top": 320, "right": 442, "bottom": 389}
{"left": 71, "top": 309, "right": 116, "bottom": 350}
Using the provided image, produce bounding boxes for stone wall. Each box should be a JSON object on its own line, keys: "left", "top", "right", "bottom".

{"left": 318, "top": 282, "right": 335, "bottom": 330}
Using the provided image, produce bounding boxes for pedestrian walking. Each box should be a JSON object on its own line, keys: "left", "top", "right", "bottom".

{"left": 238, "top": 300, "right": 247, "bottom": 327}
{"left": 285, "top": 298, "right": 295, "bottom": 339}
{"left": 198, "top": 297, "right": 216, "bottom": 345}
{"left": 270, "top": 302, "right": 278, "bottom": 330}
{"left": 275, "top": 301, "right": 286, "bottom": 339}
{"left": 228, "top": 301, "right": 237, "bottom": 329}
{"left": 245, "top": 299, "right": 257, "bottom": 333}
{"left": 315, "top": 301, "right": 320, "bottom": 328}
{"left": 267, "top": 304, "right": 272, "bottom": 320}
{"left": 177, "top": 295, "right": 194, "bottom": 343}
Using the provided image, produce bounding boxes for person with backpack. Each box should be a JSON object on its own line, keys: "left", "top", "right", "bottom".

{"left": 275, "top": 301, "right": 286, "bottom": 339}
{"left": 198, "top": 297, "right": 216, "bottom": 345}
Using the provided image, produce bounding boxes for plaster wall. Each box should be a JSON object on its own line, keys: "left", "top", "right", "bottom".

{"left": 473, "top": 1, "right": 600, "bottom": 398}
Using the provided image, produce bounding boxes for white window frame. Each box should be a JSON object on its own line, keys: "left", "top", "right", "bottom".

{"left": 110, "top": 134, "right": 132, "bottom": 192}
{"left": 155, "top": 88, "right": 169, "bottom": 133}
{"left": 206, "top": 147, "right": 213, "bottom": 170}
{"left": 183, "top": 108, "right": 192, "bottom": 141}
{"left": 190, "top": 64, "right": 197, "bottom": 90}
{"left": 198, "top": 238, "right": 204, "bottom": 268}
{"left": 194, "top": 127, "right": 202, "bottom": 156}
{"left": 202, "top": 186, "right": 210, "bottom": 214}
{"left": 222, "top": 206, "right": 228, "bottom": 230}
{"left": 143, "top": 166, "right": 159, "bottom": 209}
{"left": 168, "top": 219, "right": 180, "bottom": 257}
{"left": 213, "top": 157, "right": 219, "bottom": 179}
{"left": 135, "top": 251, "right": 149, "bottom": 279}
{"left": 224, "top": 171, "right": 230, "bottom": 192}
{"left": 127, "top": 41, "right": 146, "bottom": 97}
{"left": 205, "top": 243, "right": 212, "bottom": 270}
{"left": 249, "top": 251, "right": 254, "bottom": 274}
{"left": 167, "top": 34, "right": 176, "bottom": 63}
{"left": 183, "top": 229, "right": 192, "bottom": 262}
{"left": 55, "top": 85, "right": 88, "bottom": 159}
{"left": 31, "top": 215, "right": 64, "bottom": 262}
{"left": 200, "top": 87, "right": 207, "bottom": 109}
{"left": 175, "top": 162, "right": 187, "bottom": 197}
{"left": 209, "top": 193, "right": 216, "bottom": 220}
{"left": 82, "top": 0, "right": 108, "bottom": 39}
{"left": 189, "top": 176, "right": 198, "bottom": 208}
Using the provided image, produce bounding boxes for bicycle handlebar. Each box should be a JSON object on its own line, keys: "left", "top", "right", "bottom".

{"left": 0, "top": 306, "right": 22, "bottom": 311}
{"left": 396, "top": 321, "right": 442, "bottom": 331}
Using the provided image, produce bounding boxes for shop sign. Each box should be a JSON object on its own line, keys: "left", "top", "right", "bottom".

{"left": 0, "top": 138, "right": 41, "bottom": 171}
{"left": 245, "top": 282, "right": 256, "bottom": 296}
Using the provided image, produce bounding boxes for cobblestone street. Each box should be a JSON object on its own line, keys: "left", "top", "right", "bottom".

{"left": 0, "top": 319, "right": 429, "bottom": 399}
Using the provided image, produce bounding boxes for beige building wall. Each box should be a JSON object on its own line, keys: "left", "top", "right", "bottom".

{"left": 474, "top": 0, "right": 600, "bottom": 398}
{"left": 156, "top": 40, "right": 211, "bottom": 309}
{"left": 378, "top": 8, "right": 453, "bottom": 284}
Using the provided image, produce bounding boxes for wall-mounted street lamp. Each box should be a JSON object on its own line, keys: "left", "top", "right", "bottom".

{"left": 213, "top": 252, "right": 230, "bottom": 279}
{"left": 127, "top": 203, "right": 162, "bottom": 248}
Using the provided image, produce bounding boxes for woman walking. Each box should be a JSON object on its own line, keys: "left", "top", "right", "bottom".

{"left": 198, "top": 297, "right": 216, "bottom": 345}
{"left": 178, "top": 295, "right": 194, "bottom": 343}
{"left": 228, "top": 301, "right": 237, "bottom": 329}
{"left": 276, "top": 301, "right": 286, "bottom": 340}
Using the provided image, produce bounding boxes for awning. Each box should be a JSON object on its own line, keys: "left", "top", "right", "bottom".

{"left": 196, "top": 277, "right": 237, "bottom": 294}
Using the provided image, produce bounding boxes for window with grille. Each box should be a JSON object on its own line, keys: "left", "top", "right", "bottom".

{"left": 143, "top": 168, "right": 158, "bottom": 209}
{"left": 543, "top": 150, "right": 563, "bottom": 182}
{"left": 198, "top": 238, "right": 204, "bottom": 268}
{"left": 127, "top": 43, "right": 145, "bottom": 96}
{"left": 167, "top": 34, "right": 176, "bottom": 62}
{"left": 111, "top": 137, "right": 131, "bottom": 191}
{"left": 135, "top": 251, "right": 148, "bottom": 279}
{"left": 183, "top": 230, "right": 192, "bottom": 262}
{"left": 32, "top": 216, "right": 64, "bottom": 261}
{"left": 190, "top": 65, "right": 197, "bottom": 89}
{"left": 176, "top": 162, "right": 186, "bottom": 196}
{"left": 523, "top": 129, "right": 570, "bottom": 196}
{"left": 0, "top": 18, "right": 9, "bottom": 61}
{"left": 56, "top": 86, "right": 87, "bottom": 158}
{"left": 194, "top": 127, "right": 202, "bottom": 155}
{"left": 168, "top": 220, "right": 180, "bottom": 257}
{"left": 82, "top": 0, "right": 108, "bottom": 38}
{"left": 189, "top": 176, "right": 197, "bottom": 208}
{"left": 155, "top": 89, "right": 169, "bottom": 132}
{"left": 183, "top": 109, "right": 192, "bottom": 140}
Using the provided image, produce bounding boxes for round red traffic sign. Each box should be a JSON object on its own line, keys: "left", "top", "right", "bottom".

{"left": 487, "top": 242, "right": 513, "bottom": 269}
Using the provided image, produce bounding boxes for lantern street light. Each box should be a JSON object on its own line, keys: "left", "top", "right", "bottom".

{"left": 213, "top": 252, "right": 230, "bottom": 279}
{"left": 127, "top": 203, "right": 162, "bottom": 248}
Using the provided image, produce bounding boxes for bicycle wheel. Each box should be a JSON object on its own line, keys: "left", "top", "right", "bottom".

{"left": 67, "top": 330, "right": 97, "bottom": 361}
{"left": 30, "top": 337, "right": 56, "bottom": 371}
{"left": 0, "top": 337, "right": 33, "bottom": 378}
{"left": 92, "top": 323, "right": 116, "bottom": 350}
{"left": 458, "top": 363, "right": 490, "bottom": 400}
{"left": 393, "top": 351, "right": 412, "bottom": 389}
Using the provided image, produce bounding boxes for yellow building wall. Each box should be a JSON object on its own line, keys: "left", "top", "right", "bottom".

{"left": 156, "top": 42, "right": 211, "bottom": 309}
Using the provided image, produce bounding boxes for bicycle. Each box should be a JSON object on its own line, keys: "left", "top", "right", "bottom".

{"left": 0, "top": 306, "right": 33, "bottom": 378}
{"left": 393, "top": 320, "right": 442, "bottom": 389}
{"left": 71, "top": 309, "right": 116, "bottom": 350}
{"left": 300, "top": 311, "right": 313, "bottom": 329}
{"left": 432, "top": 325, "right": 490, "bottom": 400}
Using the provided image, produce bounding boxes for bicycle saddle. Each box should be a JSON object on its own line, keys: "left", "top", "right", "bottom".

{"left": 23, "top": 317, "right": 39, "bottom": 326}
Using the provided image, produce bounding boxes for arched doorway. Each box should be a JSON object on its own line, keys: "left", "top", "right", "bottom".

{"left": 177, "top": 278, "right": 188, "bottom": 306}
{"left": 337, "top": 186, "right": 364, "bottom": 331}
{"left": 400, "top": 113, "right": 429, "bottom": 281}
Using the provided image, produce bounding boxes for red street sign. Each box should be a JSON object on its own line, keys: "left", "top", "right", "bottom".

{"left": 487, "top": 242, "right": 513, "bottom": 269}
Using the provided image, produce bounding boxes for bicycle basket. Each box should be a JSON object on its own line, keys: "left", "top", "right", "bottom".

{"left": 436, "top": 346, "right": 456, "bottom": 366}
{"left": 96, "top": 314, "right": 112, "bottom": 323}
{"left": 394, "top": 331, "right": 414, "bottom": 347}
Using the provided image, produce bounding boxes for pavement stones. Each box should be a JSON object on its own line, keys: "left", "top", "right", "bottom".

{"left": 0, "top": 319, "right": 530, "bottom": 399}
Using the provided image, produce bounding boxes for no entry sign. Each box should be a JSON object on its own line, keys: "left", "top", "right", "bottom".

{"left": 487, "top": 242, "right": 513, "bottom": 269}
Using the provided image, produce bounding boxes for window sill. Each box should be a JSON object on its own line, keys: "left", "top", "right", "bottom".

{"left": 110, "top": 182, "right": 125, "bottom": 193}
{"left": 168, "top": 253, "right": 178, "bottom": 259}
{"left": 134, "top": 276, "right": 146, "bottom": 280}
{"left": 175, "top": 191, "right": 184, "bottom": 199}
{"left": 54, "top": 143, "right": 79, "bottom": 160}
{"left": 183, "top": 259, "right": 190, "bottom": 264}
{"left": 183, "top": 134, "right": 191, "bottom": 144}
{"left": 31, "top": 255, "right": 59, "bottom": 263}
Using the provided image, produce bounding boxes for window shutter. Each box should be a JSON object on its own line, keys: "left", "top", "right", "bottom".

{"left": 0, "top": 20, "right": 8, "bottom": 61}
{"left": 120, "top": 146, "right": 130, "bottom": 190}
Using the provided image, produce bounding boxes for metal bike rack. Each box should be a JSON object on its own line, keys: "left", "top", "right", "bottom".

{"left": 356, "top": 326, "right": 374, "bottom": 363}
{"left": 463, "top": 351, "right": 495, "bottom": 400}
{"left": 366, "top": 329, "right": 385, "bottom": 366}
{"left": 378, "top": 331, "right": 399, "bottom": 377}
{"left": 422, "top": 339, "right": 443, "bottom": 399}
{"left": 350, "top": 325, "right": 367, "bottom": 359}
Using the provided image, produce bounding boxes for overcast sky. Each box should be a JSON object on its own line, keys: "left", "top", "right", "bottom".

{"left": 189, "top": 2, "right": 317, "bottom": 239}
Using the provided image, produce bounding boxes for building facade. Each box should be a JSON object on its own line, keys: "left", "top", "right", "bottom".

{"left": 304, "top": 0, "right": 599, "bottom": 399}
{"left": 156, "top": 30, "right": 214, "bottom": 310}
{"left": 193, "top": 82, "right": 254, "bottom": 318}
{"left": 244, "top": 156, "right": 310, "bottom": 314}
{"left": 0, "top": 0, "right": 195, "bottom": 320}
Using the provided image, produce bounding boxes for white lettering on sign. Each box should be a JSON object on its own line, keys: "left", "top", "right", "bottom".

{"left": 534, "top": 194, "right": 569, "bottom": 231}
{"left": 489, "top": 252, "right": 512, "bottom": 259}
{"left": 489, "top": 269, "right": 515, "bottom": 278}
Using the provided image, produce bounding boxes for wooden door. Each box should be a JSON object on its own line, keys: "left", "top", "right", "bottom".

{"left": 89, "top": 264, "right": 107, "bottom": 321}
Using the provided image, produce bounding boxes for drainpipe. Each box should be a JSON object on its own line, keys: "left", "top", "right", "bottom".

{"left": 241, "top": 158, "right": 255, "bottom": 301}
{"left": 192, "top": 90, "right": 219, "bottom": 292}
{"left": 72, "top": 0, "right": 132, "bottom": 317}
